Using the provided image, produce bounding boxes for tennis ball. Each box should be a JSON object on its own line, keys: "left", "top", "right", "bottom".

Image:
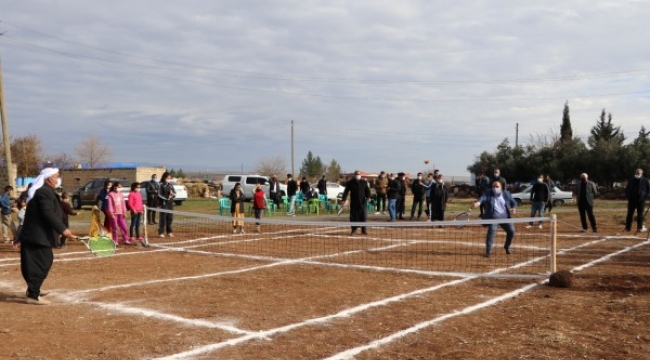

{"left": 424, "top": 159, "right": 430, "bottom": 165}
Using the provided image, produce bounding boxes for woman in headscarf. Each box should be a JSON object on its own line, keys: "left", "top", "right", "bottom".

{"left": 229, "top": 182, "right": 246, "bottom": 234}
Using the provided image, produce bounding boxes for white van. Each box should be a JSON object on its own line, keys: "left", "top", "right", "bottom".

{"left": 221, "top": 174, "right": 287, "bottom": 200}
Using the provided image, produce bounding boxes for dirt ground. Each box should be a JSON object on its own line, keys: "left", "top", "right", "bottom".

{"left": 0, "top": 205, "right": 649, "bottom": 360}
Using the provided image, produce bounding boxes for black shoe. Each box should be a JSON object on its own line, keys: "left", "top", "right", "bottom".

{"left": 409, "top": 216, "right": 414, "bottom": 221}
{"left": 505, "top": 247, "right": 511, "bottom": 255}
{"left": 485, "top": 253, "right": 491, "bottom": 258}
{"left": 350, "top": 230, "right": 357, "bottom": 236}
{"left": 361, "top": 229, "right": 368, "bottom": 235}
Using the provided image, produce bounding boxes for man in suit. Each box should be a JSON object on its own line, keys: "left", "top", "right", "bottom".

{"left": 573, "top": 173, "right": 598, "bottom": 233}
{"left": 625, "top": 168, "right": 650, "bottom": 232}
{"left": 342, "top": 170, "right": 371, "bottom": 235}
{"left": 20, "top": 168, "right": 75, "bottom": 305}
{"left": 473, "top": 179, "right": 518, "bottom": 257}
{"left": 146, "top": 174, "right": 159, "bottom": 224}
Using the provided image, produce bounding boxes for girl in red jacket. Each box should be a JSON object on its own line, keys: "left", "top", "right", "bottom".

{"left": 107, "top": 182, "right": 130, "bottom": 245}
{"left": 253, "top": 184, "right": 267, "bottom": 232}
{"left": 128, "top": 182, "right": 145, "bottom": 242}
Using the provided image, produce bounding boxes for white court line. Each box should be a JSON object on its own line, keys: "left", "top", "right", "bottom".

{"left": 322, "top": 237, "right": 650, "bottom": 360}
{"left": 149, "top": 237, "right": 595, "bottom": 360}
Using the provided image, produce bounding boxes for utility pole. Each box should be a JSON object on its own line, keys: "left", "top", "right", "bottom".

{"left": 291, "top": 120, "right": 295, "bottom": 177}
{"left": 0, "top": 58, "right": 16, "bottom": 188}
{"left": 515, "top": 122, "right": 519, "bottom": 147}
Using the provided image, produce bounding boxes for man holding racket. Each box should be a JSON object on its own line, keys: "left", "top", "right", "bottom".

{"left": 341, "top": 170, "right": 371, "bottom": 235}
{"left": 20, "top": 168, "right": 75, "bottom": 305}
{"left": 472, "top": 179, "right": 517, "bottom": 258}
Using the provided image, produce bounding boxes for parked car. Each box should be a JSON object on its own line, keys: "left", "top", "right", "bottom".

{"left": 71, "top": 178, "right": 131, "bottom": 209}
{"left": 311, "top": 182, "right": 346, "bottom": 201}
{"left": 221, "top": 174, "right": 287, "bottom": 200}
{"left": 137, "top": 181, "right": 188, "bottom": 206}
{"left": 511, "top": 185, "right": 574, "bottom": 206}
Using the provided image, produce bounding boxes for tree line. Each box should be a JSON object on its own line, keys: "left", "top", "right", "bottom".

{"left": 467, "top": 102, "right": 649, "bottom": 187}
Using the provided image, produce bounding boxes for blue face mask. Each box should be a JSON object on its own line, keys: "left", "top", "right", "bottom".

{"left": 492, "top": 187, "right": 502, "bottom": 195}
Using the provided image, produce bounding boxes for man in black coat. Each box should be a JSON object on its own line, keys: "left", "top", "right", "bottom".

{"left": 146, "top": 173, "right": 159, "bottom": 224}
{"left": 625, "top": 168, "right": 650, "bottom": 232}
{"left": 410, "top": 172, "right": 426, "bottom": 221}
{"left": 342, "top": 170, "right": 371, "bottom": 235}
{"left": 20, "top": 168, "right": 74, "bottom": 305}
{"left": 573, "top": 173, "right": 598, "bottom": 233}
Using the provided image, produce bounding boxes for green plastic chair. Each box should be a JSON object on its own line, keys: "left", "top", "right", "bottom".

{"left": 306, "top": 198, "right": 320, "bottom": 215}
{"left": 218, "top": 198, "right": 231, "bottom": 216}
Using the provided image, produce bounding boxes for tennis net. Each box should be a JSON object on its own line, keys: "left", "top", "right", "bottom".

{"left": 142, "top": 207, "right": 557, "bottom": 279}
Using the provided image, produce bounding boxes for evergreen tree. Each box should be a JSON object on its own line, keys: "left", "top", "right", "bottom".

{"left": 588, "top": 109, "right": 625, "bottom": 147}
{"left": 325, "top": 159, "right": 342, "bottom": 182}
{"left": 176, "top": 168, "right": 186, "bottom": 179}
{"left": 560, "top": 101, "right": 573, "bottom": 144}
{"left": 299, "top": 151, "right": 325, "bottom": 179}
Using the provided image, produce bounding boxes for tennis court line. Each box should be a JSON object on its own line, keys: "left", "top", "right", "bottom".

{"left": 149, "top": 238, "right": 610, "bottom": 360}
{"left": 322, "top": 237, "right": 650, "bottom": 360}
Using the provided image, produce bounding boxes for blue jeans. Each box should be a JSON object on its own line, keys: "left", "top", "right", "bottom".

{"left": 130, "top": 212, "right": 142, "bottom": 238}
{"left": 485, "top": 222, "right": 515, "bottom": 255}
{"left": 388, "top": 198, "right": 397, "bottom": 220}
{"left": 529, "top": 201, "right": 546, "bottom": 225}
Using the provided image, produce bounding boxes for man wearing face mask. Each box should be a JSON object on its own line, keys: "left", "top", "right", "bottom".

{"left": 472, "top": 180, "right": 517, "bottom": 258}
{"left": 374, "top": 171, "right": 388, "bottom": 215}
{"left": 625, "top": 168, "right": 650, "bottom": 232}
{"left": 20, "top": 168, "right": 75, "bottom": 305}
{"left": 396, "top": 172, "right": 407, "bottom": 220}
{"left": 493, "top": 168, "right": 507, "bottom": 190}
{"left": 409, "top": 173, "right": 426, "bottom": 221}
{"left": 157, "top": 172, "right": 175, "bottom": 238}
{"left": 387, "top": 173, "right": 401, "bottom": 222}
{"left": 341, "top": 170, "right": 371, "bottom": 235}
{"left": 146, "top": 174, "right": 159, "bottom": 225}
{"left": 573, "top": 173, "right": 598, "bottom": 233}
{"left": 429, "top": 173, "right": 448, "bottom": 223}
{"left": 526, "top": 174, "right": 550, "bottom": 229}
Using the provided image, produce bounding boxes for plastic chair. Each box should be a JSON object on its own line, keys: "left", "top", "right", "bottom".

{"left": 318, "top": 194, "right": 330, "bottom": 212}
{"left": 294, "top": 192, "right": 305, "bottom": 212}
{"left": 218, "top": 198, "right": 231, "bottom": 216}
{"left": 306, "top": 198, "right": 320, "bottom": 215}
{"left": 366, "top": 199, "right": 375, "bottom": 212}
{"left": 282, "top": 196, "right": 289, "bottom": 212}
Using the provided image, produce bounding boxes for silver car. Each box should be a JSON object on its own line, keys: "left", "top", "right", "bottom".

{"left": 511, "top": 185, "right": 574, "bottom": 206}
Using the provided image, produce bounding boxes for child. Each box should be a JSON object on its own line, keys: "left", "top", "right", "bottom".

{"left": 59, "top": 192, "right": 79, "bottom": 248}
{"left": 127, "top": 182, "right": 145, "bottom": 243}
{"left": 253, "top": 184, "right": 267, "bottom": 233}
{"left": 107, "top": 182, "right": 130, "bottom": 245}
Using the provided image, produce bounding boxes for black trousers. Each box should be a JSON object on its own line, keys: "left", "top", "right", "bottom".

{"left": 411, "top": 196, "right": 424, "bottom": 218}
{"left": 626, "top": 200, "right": 646, "bottom": 230}
{"left": 578, "top": 202, "right": 597, "bottom": 231}
{"left": 397, "top": 196, "right": 405, "bottom": 218}
{"left": 158, "top": 201, "right": 174, "bottom": 235}
{"left": 147, "top": 197, "right": 158, "bottom": 223}
{"left": 375, "top": 193, "right": 387, "bottom": 212}
{"left": 21, "top": 243, "right": 54, "bottom": 299}
{"left": 350, "top": 206, "right": 367, "bottom": 232}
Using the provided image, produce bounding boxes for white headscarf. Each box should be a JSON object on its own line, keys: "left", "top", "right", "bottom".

{"left": 27, "top": 167, "right": 59, "bottom": 203}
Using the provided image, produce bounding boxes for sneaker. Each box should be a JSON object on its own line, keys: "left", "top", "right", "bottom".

{"left": 26, "top": 296, "right": 51, "bottom": 305}
{"left": 256, "top": 226, "right": 260, "bottom": 233}
{"left": 581, "top": 229, "right": 588, "bottom": 233}
{"left": 124, "top": 240, "right": 132, "bottom": 245}
{"left": 382, "top": 212, "right": 386, "bottom": 215}
{"left": 240, "top": 229, "right": 245, "bottom": 234}
{"left": 137, "top": 237, "right": 144, "bottom": 241}
{"left": 167, "top": 233, "right": 174, "bottom": 238}
{"left": 159, "top": 234, "right": 165, "bottom": 238}
{"left": 374, "top": 212, "right": 380, "bottom": 215}
{"left": 538, "top": 224, "right": 543, "bottom": 229}
{"left": 639, "top": 227, "right": 648, "bottom": 232}
{"left": 505, "top": 247, "right": 511, "bottom": 255}
{"left": 525, "top": 225, "right": 533, "bottom": 229}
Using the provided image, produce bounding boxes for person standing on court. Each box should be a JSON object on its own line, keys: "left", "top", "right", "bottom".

{"left": 573, "top": 173, "right": 598, "bottom": 233}
{"left": 625, "top": 168, "right": 650, "bottom": 232}
{"left": 374, "top": 171, "right": 388, "bottom": 215}
{"left": 472, "top": 179, "right": 517, "bottom": 258}
{"left": 543, "top": 173, "right": 556, "bottom": 213}
{"left": 317, "top": 175, "right": 328, "bottom": 199}
{"left": 157, "top": 172, "right": 175, "bottom": 238}
{"left": 20, "top": 167, "right": 75, "bottom": 305}
{"left": 387, "top": 173, "right": 401, "bottom": 222}
{"left": 269, "top": 174, "right": 281, "bottom": 210}
{"left": 526, "top": 174, "right": 550, "bottom": 229}
{"left": 230, "top": 182, "right": 246, "bottom": 234}
{"left": 286, "top": 174, "right": 298, "bottom": 216}
{"left": 410, "top": 173, "right": 426, "bottom": 221}
{"left": 341, "top": 170, "right": 371, "bottom": 235}
{"left": 429, "top": 173, "right": 448, "bottom": 223}
{"left": 397, "top": 172, "right": 407, "bottom": 220}
{"left": 146, "top": 173, "right": 159, "bottom": 225}
{"left": 97, "top": 180, "right": 113, "bottom": 233}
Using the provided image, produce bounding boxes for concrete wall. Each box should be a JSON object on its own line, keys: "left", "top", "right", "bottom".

{"left": 61, "top": 166, "right": 166, "bottom": 192}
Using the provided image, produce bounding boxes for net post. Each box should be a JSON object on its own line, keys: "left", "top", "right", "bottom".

{"left": 143, "top": 205, "right": 148, "bottom": 242}
{"left": 550, "top": 214, "right": 557, "bottom": 273}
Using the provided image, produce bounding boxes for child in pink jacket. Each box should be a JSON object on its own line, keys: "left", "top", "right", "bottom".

{"left": 107, "top": 182, "right": 130, "bottom": 245}
{"left": 127, "top": 182, "right": 145, "bottom": 242}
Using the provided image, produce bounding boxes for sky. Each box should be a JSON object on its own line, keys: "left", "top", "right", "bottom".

{"left": 1, "top": 1, "right": 649, "bottom": 180}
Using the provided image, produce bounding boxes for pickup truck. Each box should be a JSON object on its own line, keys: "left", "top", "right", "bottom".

{"left": 71, "top": 178, "right": 132, "bottom": 209}
{"left": 221, "top": 174, "right": 287, "bottom": 200}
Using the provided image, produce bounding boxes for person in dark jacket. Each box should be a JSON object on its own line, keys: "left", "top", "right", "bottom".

{"left": 58, "top": 192, "right": 79, "bottom": 248}
{"left": 269, "top": 175, "right": 281, "bottom": 209}
{"left": 157, "top": 172, "right": 175, "bottom": 238}
{"left": 96, "top": 180, "right": 113, "bottom": 233}
{"left": 410, "top": 173, "right": 426, "bottom": 221}
{"left": 625, "top": 168, "right": 650, "bottom": 232}
{"left": 386, "top": 173, "right": 401, "bottom": 222}
{"left": 527, "top": 175, "right": 550, "bottom": 229}
{"left": 20, "top": 168, "right": 75, "bottom": 305}
{"left": 397, "top": 172, "right": 407, "bottom": 220}
{"left": 146, "top": 174, "right": 159, "bottom": 224}
{"left": 341, "top": 170, "right": 371, "bottom": 235}
{"left": 317, "top": 175, "right": 328, "bottom": 198}
{"left": 429, "top": 173, "right": 448, "bottom": 223}
{"left": 573, "top": 173, "right": 598, "bottom": 233}
{"left": 286, "top": 174, "right": 298, "bottom": 216}
{"left": 230, "top": 182, "right": 246, "bottom": 234}
{"left": 473, "top": 180, "right": 517, "bottom": 257}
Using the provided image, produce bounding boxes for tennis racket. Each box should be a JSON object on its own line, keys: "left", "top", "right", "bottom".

{"left": 76, "top": 235, "right": 116, "bottom": 257}
{"left": 337, "top": 201, "right": 348, "bottom": 216}
{"left": 454, "top": 208, "right": 472, "bottom": 228}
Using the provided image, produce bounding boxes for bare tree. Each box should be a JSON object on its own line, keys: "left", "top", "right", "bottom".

{"left": 74, "top": 135, "right": 112, "bottom": 168}
{"left": 48, "top": 152, "right": 75, "bottom": 170}
{"left": 7, "top": 135, "right": 44, "bottom": 177}
{"left": 255, "top": 154, "right": 288, "bottom": 176}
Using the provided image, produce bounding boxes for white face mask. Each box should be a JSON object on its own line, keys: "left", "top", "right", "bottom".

{"left": 538, "top": 178, "right": 543, "bottom": 183}
{"left": 635, "top": 174, "right": 642, "bottom": 179}
{"left": 417, "top": 176, "right": 422, "bottom": 180}
{"left": 355, "top": 175, "right": 361, "bottom": 180}
{"left": 494, "top": 173, "right": 500, "bottom": 178}
{"left": 492, "top": 187, "right": 502, "bottom": 195}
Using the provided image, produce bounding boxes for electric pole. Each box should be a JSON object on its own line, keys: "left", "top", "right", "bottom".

{"left": 291, "top": 120, "right": 294, "bottom": 177}
{"left": 0, "top": 58, "right": 16, "bottom": 188}
{"left": 515, "top": 123, "right": 519, "bottom": 147}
